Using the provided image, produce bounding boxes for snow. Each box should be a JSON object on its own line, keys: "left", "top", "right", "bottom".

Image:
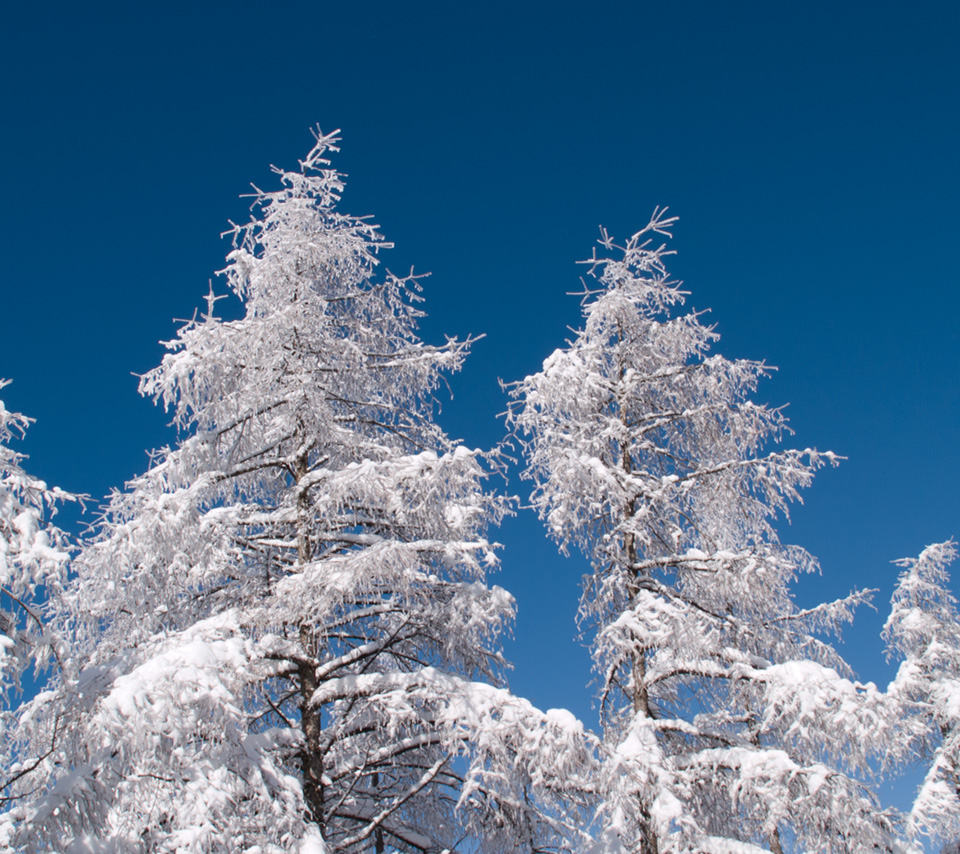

{"left": 5, "top": 143, "right": 958, "bottom": 853}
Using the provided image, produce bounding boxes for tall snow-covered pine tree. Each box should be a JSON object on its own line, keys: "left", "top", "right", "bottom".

{"left": 14, "top": 132, "right": 594, "bottom": 854}
{"left": 507, "top": 211, "right": 897, "bottom": 853}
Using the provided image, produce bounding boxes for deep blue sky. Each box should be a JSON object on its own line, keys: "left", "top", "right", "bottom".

{"left": 2, "top": 0, "right": 958, "bottom": 786}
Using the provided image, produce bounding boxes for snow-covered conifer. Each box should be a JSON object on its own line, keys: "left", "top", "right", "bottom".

{"left": 0, "top": 383, "right": 78, "bottom": 820}
{"left": 507, "top": 211, "right": 897, "bottom": 853}
{"left": 13, "top": 132, "right": 594, "bottom": 853}
{"left": 0, "top": 385, "right": 75, "bottom": 692}
{"left": 885, "top": 539, "right": 960, "bottom": 850}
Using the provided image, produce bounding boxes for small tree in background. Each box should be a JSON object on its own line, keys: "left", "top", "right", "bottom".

{"left": 507, "top": 211, "right": 899, "bottom": 853}
{"left": 11, "top": 132, "right": 595, "bottom": 854}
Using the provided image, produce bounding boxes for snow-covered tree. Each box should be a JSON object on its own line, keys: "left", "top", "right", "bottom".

{"left": 0, "top": 385, "right": 72, "bottom": 691}
{"left": 506, "top": 211, "right": 898, "bottom": 853}
{"left": 10, "top": 132, "right": 595, "bottom": 853}
{"left": 0, "top": 383, "right": 77, "bottom": 811}
{"left": 884, "top": 539, "right": 960, "bottom": 850}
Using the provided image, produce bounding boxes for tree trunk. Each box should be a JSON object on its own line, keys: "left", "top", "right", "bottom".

{"left": 373, "top": 772, "right": 385, "bottom": 854}
{"left": 619, "top": 368, "right": 658, "bottom": 854}
{"left": 769, "top": 826, "right": 783, "bottom": 854}
{"left": 294, "top": 441, "right": 326, "bottom": 829}
{"left": 299, "top": 629, "right": 325, "bottom": 825}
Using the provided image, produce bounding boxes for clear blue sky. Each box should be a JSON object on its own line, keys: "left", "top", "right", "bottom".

{"left": 2, "top": 0, "right": 958, "bottom": 772}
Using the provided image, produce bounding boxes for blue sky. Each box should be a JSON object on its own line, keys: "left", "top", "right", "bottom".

{"left": 2, "top": 0, "right": 958, "bottom": 785}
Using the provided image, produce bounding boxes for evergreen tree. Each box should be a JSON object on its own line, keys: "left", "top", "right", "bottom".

{"left": 12, "top": 132, "right": 594, "bottom": 854}
{"left": 507, "top": 211, "right": 897, "bottom": 853}
{"left": 0, "top": 383, "right": 78, "bottom": 835}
